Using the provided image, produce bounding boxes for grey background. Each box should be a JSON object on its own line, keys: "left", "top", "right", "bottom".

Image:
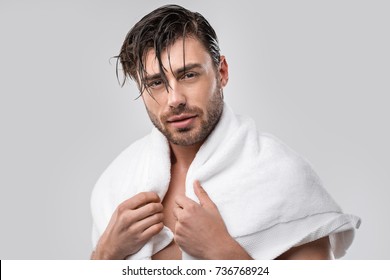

{"left": 0, "top": 0, "right": 388, "bottom": 259}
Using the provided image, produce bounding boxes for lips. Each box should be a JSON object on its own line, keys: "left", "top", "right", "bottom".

{"left": 167, "top": 114, "right": 197, "bottom": 122}
{"left": 166, "top": 114, "right": 197, "bottom": 129}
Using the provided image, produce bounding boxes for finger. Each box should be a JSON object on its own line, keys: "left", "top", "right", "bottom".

{"left": 132, "top": 202, "right": 163, "bottom": 222}
{"left": 174, "top": 194, "right": 196, "bottom": 208}
{"left": 119, "top": 192, "right": 160, "bottom": 211}
{"left": 140, "top": 222, "right": 164, "bottom": 241}
{"left": 133, "top": 212, "right": 164, "bottom": 232}
{"left": 193, "top": 180, "right": 214, "bottom": 208}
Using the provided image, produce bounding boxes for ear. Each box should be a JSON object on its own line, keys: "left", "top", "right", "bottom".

{"left": 218, "top": 55, "right": 229, "bottom": 88}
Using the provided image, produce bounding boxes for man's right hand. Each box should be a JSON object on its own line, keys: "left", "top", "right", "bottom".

{"left": 92, "top": 192, "right": 164, "bottom": 260}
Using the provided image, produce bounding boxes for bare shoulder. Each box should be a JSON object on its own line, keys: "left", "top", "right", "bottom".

{"left": 275, "top": 236, "right": 334, "bottom": 260}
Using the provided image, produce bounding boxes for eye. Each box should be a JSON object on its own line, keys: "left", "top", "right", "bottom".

{"left": 147, "top": 80, "right": 163, "bottom": 89}
{"left": 181, "top": 72, "right": 198, "bottom": 80}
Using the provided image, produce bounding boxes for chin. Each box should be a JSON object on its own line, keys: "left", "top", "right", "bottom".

{"left": 169, "top": 129, "right": 205, "bottom": 146}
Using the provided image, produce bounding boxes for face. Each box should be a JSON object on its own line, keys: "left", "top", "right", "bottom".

{"left": 140, "top": 37, "right": 229, "bottom": 146}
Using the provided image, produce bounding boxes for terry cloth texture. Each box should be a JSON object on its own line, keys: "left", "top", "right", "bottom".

{"left": 91, "top": 103, "right": 361, "bottom": 259}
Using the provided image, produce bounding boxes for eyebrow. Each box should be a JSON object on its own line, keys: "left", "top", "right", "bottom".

{"left": 144, "top": 63, "right": 203, "bottom": 82}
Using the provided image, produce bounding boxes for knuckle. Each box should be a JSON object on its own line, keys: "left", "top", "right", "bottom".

{"left": 138, "top": 192, "right": 148, "bottom": 202}
{"left": 127, "top": 226, "right": 136, "bottom": 236}
{"left": 156, "top": 203, "right": 163, "bottom": 211}
{"left": 151, "top": 192, "right": 159, "bottom": 201}
{"left": 147, "top": 203, "right": 157, "bottom": 213}
{"left": 116, "top": 203, "right": 127, "bottom": 215}
{"left": 120, "top": 212, "right": 134, "bottom": 226}
{"left": 132, "top": 233, "right": 143, "bottom": 244}
{"left": 149, "top": 203, "right": 163, "bottom": 213}
{"left": 138, "top": 192, "right": 159, "bottom": 203}
{"left": 155, "top": 212, "right": 164, "bottom": 222}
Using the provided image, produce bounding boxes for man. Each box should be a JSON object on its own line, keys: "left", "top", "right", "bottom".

{"left": 90, "top": 5, "right": 360, "bottom": 260}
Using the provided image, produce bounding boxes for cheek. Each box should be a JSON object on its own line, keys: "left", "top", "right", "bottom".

{"left": 143, "top": 90, "right": 167, "bottom": 110}
{"left": 193, "top": 79, "right": 218, "bottom": 103}
{"left": 143, "top": 94, "right": 158, "bottom": 109}
{"left": 189, "top": 74, "right": 216, "bottom": 94}
{"left": 143, "top": 97, "right": 157, "bottom": 117}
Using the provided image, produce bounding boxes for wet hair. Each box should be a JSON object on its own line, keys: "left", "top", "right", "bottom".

{"left": 116, "top": 4, "right": 220, "bottom": 96}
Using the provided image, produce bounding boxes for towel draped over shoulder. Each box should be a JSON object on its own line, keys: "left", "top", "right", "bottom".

{"left": 91, "top": 103, "right": 360, "bottom": 259}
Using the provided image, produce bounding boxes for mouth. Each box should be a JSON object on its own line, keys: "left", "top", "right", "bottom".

{"left": 167, "top": 114, "right": 197, "bottom": 129}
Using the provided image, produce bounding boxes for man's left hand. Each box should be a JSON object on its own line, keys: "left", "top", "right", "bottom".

{"left": 173, "top": 180, "right": 252, "bottom": 259}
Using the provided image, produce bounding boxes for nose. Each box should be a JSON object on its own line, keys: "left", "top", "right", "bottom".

{"left": 167, "top": 83, "right": 186, "bottom": 109}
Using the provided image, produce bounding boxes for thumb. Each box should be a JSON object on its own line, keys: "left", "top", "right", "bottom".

{"left": 193, "top": 180, "right": 215, "bottom": 208}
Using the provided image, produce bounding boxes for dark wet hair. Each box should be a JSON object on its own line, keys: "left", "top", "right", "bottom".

{"left": 116, "top": 4, "right": 220, "bottom": 95}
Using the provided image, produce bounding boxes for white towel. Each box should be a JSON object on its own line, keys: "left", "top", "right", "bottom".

{"left": 91, "top": 103, "right": 361, "bottom": 259}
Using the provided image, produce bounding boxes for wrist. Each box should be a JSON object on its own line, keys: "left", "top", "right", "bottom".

{"left": 93, "top": 246, "right": 111, "bottom": 260}
{"left": 93, "top": 241, "right": 123, "bottom": 260}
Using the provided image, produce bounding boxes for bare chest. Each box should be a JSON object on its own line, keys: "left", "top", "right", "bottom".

{"left": 152, "top": 165, "right": 186, "bottom": 260}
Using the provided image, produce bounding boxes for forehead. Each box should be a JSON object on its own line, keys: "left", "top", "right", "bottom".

{"left": 143, "top": 37, "right": 213, "bottom": 75}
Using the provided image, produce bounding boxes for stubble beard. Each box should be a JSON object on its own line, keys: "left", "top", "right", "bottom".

{"left": 146, "top": 89, "right": 224, "bottom": 146}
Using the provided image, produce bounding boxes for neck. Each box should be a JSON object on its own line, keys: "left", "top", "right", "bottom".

{"left": 169, "top": 141, "right": 203, "bottom": 169}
